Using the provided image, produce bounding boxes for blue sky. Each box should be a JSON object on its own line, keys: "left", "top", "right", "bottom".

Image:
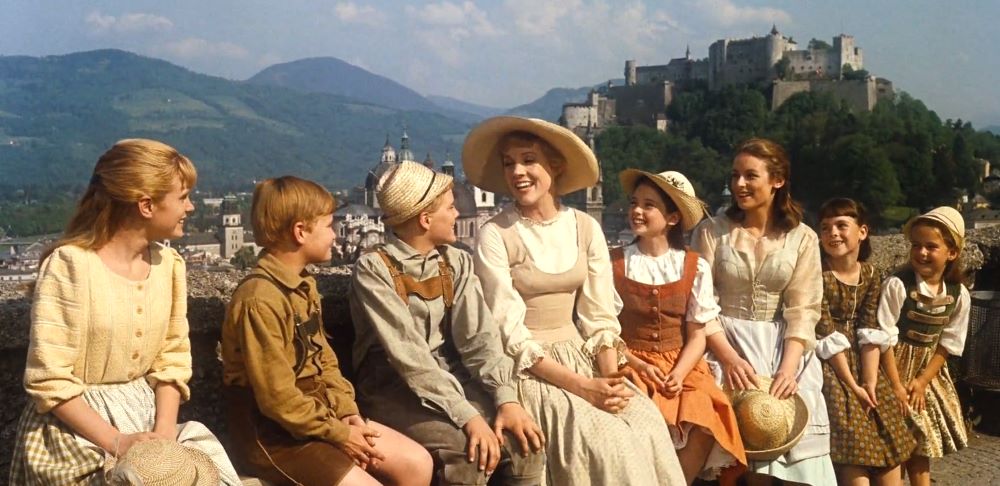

{"left": 4, "top": 0, "right": 998, "bottom": 127}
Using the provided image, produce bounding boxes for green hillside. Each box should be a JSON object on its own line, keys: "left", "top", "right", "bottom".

{"left": 0, "top": 50, "right": 470, "bottom": 191}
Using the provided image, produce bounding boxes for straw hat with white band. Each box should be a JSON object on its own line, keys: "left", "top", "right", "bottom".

{"left": 377, "top": 161, "right": 454, "bottom": 226}
{"left": 461, "top": 116, "right": 599, "bottom": 196}
{"left": 619, "top": 169, "right": 708, "bottom": 231}
{"left": 727, "top": 376, "right": 809, "bottom": 461}
{"left": 903, "top": 206, "right": 965, "bottom": 248}
{"left": 107, "top": 439, "right": 219, "bottom": 486}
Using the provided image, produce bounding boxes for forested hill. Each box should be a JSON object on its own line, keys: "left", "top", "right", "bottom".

{"left": 0, "top": 50, "right": 469, "bottom": 191}
{"left": 595, "top": 86, "right": 1000, "bottom": 228}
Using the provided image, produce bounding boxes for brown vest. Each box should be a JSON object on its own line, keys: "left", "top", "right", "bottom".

{"left": 612, "top": 247, "right": 699, "bottom": 353}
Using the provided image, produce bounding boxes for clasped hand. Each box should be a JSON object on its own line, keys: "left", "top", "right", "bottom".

{"left": 339, "top": 415, "right": 385, "bottom": 470}
{"left": 576, "top": 371, "right": 635, "bottom": 414}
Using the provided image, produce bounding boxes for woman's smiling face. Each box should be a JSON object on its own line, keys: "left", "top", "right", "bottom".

{"left": 502, "top": 142, "right": 561, "bottom": 210}
{"left": 730, "top": 153, "right": 783, "bottom": 213}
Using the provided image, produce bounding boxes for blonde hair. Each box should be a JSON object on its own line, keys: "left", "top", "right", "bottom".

{"left": 251, "top": 176, "right": 336, "bottom": 247}
{"left": 43, "top": 139, "right": 197, "bottom": 262}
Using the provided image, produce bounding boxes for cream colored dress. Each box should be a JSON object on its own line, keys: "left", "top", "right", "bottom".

{"left": 693, "top": 216, "right": 836, "bottom": 486}
{"left": 476, "top": 206, "right": 684, "bottom": 486}
{"left": 9, "top": 244, "right": 240, "bottom": 485}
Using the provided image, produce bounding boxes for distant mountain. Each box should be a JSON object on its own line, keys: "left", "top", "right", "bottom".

{"left": 985, "top": 125, "right": 1000, "bottom": 135}
{"left": 0, "top": 50, "right": 469, "bottom": 191}
{"left": 248, "top": 57, "right": 484, "bottom": 123}
{"left": 427, "top": 95, "right": 505, "bottom": 119}
{"left": 505, "top": 79, "right": 625, "bottom": 121}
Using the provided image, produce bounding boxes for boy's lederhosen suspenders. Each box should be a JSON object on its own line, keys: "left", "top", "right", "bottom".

{"left": 238, "top": 273, "right": 325, "bottom": 377}
{"left": 895, "top": 270, "right": 960, "bottom": 348}
{"left": 374, "top": 246, "right": 455, "bottom": 321}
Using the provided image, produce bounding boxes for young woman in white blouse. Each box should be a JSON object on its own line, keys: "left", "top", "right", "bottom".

{"left": 692, "top": 138, "right": 835, "bottom": 486}
{"left": 9, "top": 139, "right": 240, "bottom": 485}
{"left": 462, "top": 116, "right": 684, "bottom": 485}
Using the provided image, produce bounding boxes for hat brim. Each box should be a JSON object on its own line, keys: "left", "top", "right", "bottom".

{"left": 619, "top": 169, "right": 707, "bottom": 231}
{"left": 462, "top": 116, "right": 598, "bottom": 196}
{"left": 189, "top": 447, "right": 221, "bottom": 486}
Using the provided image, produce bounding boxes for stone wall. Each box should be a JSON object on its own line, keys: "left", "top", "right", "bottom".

{"left": 771, "top": 78, "right": 877, "bottom": 112}
{"left": 2, "top": 226, "right": 998, "bottom": 478}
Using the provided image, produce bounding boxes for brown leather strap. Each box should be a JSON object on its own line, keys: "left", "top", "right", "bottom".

{"left": 906, "top": 309, "right": 949, "bottom": 326}
{"left": 376, "top": 247, "right": 455, "bottom": 308}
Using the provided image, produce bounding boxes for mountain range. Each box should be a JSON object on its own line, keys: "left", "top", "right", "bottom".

{"left": 0, "top": 49, "right": 595, "bottom": 191}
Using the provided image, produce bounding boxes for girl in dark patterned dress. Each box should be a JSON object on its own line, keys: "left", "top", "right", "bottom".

{"left": 815, "top": 198, "right": 916, "bottom": 486}
{"left": 877, "top": 207, "right": 970, "bottom": 486}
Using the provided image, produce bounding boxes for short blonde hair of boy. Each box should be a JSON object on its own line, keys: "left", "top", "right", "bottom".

{"left": 252, "top": 176, "right": 336, "bottom": 247}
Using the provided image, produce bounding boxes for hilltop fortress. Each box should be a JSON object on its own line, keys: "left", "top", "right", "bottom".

{"left": 562, "top": 26, "right": 894, "bottom": 134}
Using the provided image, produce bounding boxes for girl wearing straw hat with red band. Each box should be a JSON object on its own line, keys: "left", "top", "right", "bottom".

{"left": 465, "top": 116, "right": 685, "bottom": 485}
{"left": 876, "top": 206, "right": 970, "bottom": 486}
{"left": 691, "top": 138, "right": 836, "bottom": 485}
{"left": 610, "top": 168, "right": 747, "bottom": 485}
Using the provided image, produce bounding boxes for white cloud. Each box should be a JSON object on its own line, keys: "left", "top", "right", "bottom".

{"left": 694, "top": 0, "right": 791, "bottom": 27}
{"left": 156, "top": 38, "right": 250, "bottom": 60}
{"left": 405, "top": 1, "right": 502, "bottom": 65}
{"left": 334, "top": 2, "right": 386, "bottom": 27}
{"left": 85, "top": 10, "right": 174, "bottom": 34}
{"left": 503, "top": 0, "right": 581, "bottom": 36}
{"left": 407, "top": 1, "right": 500, "bottom": 34}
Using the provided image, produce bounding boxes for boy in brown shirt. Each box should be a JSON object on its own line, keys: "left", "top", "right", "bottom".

{"left": 350, "top": 162, "right": 545, "bottom": 486}
{"left": 221, "top": 176, "right": 432, "bottom": 486}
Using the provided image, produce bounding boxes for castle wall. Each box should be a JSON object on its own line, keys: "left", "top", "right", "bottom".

{"left": 785, "top": 49, "right": 839, "bottom": 78}
{"left": 562, "top": 104, "right": 598, "bottom": 131}
{"left": 772, "top": 78, "right": 878, "bottom": 112}
{"left": 608, "top": 82, "right": 673, "bottom": 126}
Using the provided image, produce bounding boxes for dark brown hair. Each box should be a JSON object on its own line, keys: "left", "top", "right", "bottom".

{"left": 632, "top": 178, "right": 686, "bottom": 250}
{"left": 817, "top": 198, "right": 872, "bottom": 268}
{"left": 725, "top": 137, "right": 803, "bottom": 233}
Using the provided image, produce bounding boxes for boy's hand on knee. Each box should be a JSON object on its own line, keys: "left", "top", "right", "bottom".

{"left": 493, "top": 402, "right": 545, "bottom": 456}
{"left": 462, "top": 415, "right": 500, "bottom": 475}
{"left": 340, "top": 424, "right": 385, "bottom": 470}
{"left": 341, "top": 415, "right": 377, "bottom": 446}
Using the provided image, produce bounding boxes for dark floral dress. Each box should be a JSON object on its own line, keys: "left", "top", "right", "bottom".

{"left": 817, "top": 263, "right": 916, "bottom": 467}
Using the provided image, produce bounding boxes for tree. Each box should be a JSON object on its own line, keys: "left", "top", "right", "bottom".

{"left": 230, "top": 246, "right": 258, "bottom": 270}
{"left": 808, "top": 38, "right": 832, "bottom": 50}
{"left": 774, "top": 58, "right": 792, "bottom": 80}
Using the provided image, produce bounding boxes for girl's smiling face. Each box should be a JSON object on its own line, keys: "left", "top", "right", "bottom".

{"left": 730, "top": 153, "right": 783, "bottom": 213}
{"left": 819, "top": 215, "right": 868, "bottom": 263}
{"left": 628, "top": 182, "right": 679, "bottom": 240}
{"left": 908, "top": 223, "right": 958, "bottom": 282}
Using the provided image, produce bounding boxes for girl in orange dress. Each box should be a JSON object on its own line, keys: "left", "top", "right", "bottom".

{"left": 613, "top": 169, "right": 747, "bottom": 485}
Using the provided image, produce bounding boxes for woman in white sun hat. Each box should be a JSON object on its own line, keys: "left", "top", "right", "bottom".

{"left": 464, "top": 116, "right": 684, "bottom": 485}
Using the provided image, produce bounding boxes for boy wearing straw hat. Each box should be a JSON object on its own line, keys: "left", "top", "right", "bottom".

{"left": 350, "top": 161, "right": 545, "bottom": 486}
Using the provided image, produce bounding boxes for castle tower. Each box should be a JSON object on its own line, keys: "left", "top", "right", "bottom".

{"left": 625, "top": 60, "right": 637, "bottom": 86}
{"left": 219, "top": 195, "right": 243, "bottom": 259}
{"left": 584, "top": 120, "right": 604, "bottom": 226}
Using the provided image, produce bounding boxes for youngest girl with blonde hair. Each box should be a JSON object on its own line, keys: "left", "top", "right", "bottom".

{"left": 878, "top": 206, "right": 970, "bottom": 486}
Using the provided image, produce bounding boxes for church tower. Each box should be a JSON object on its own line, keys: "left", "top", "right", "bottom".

{"left": 219, "top": 195, "right": 244, "bottom": 259}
